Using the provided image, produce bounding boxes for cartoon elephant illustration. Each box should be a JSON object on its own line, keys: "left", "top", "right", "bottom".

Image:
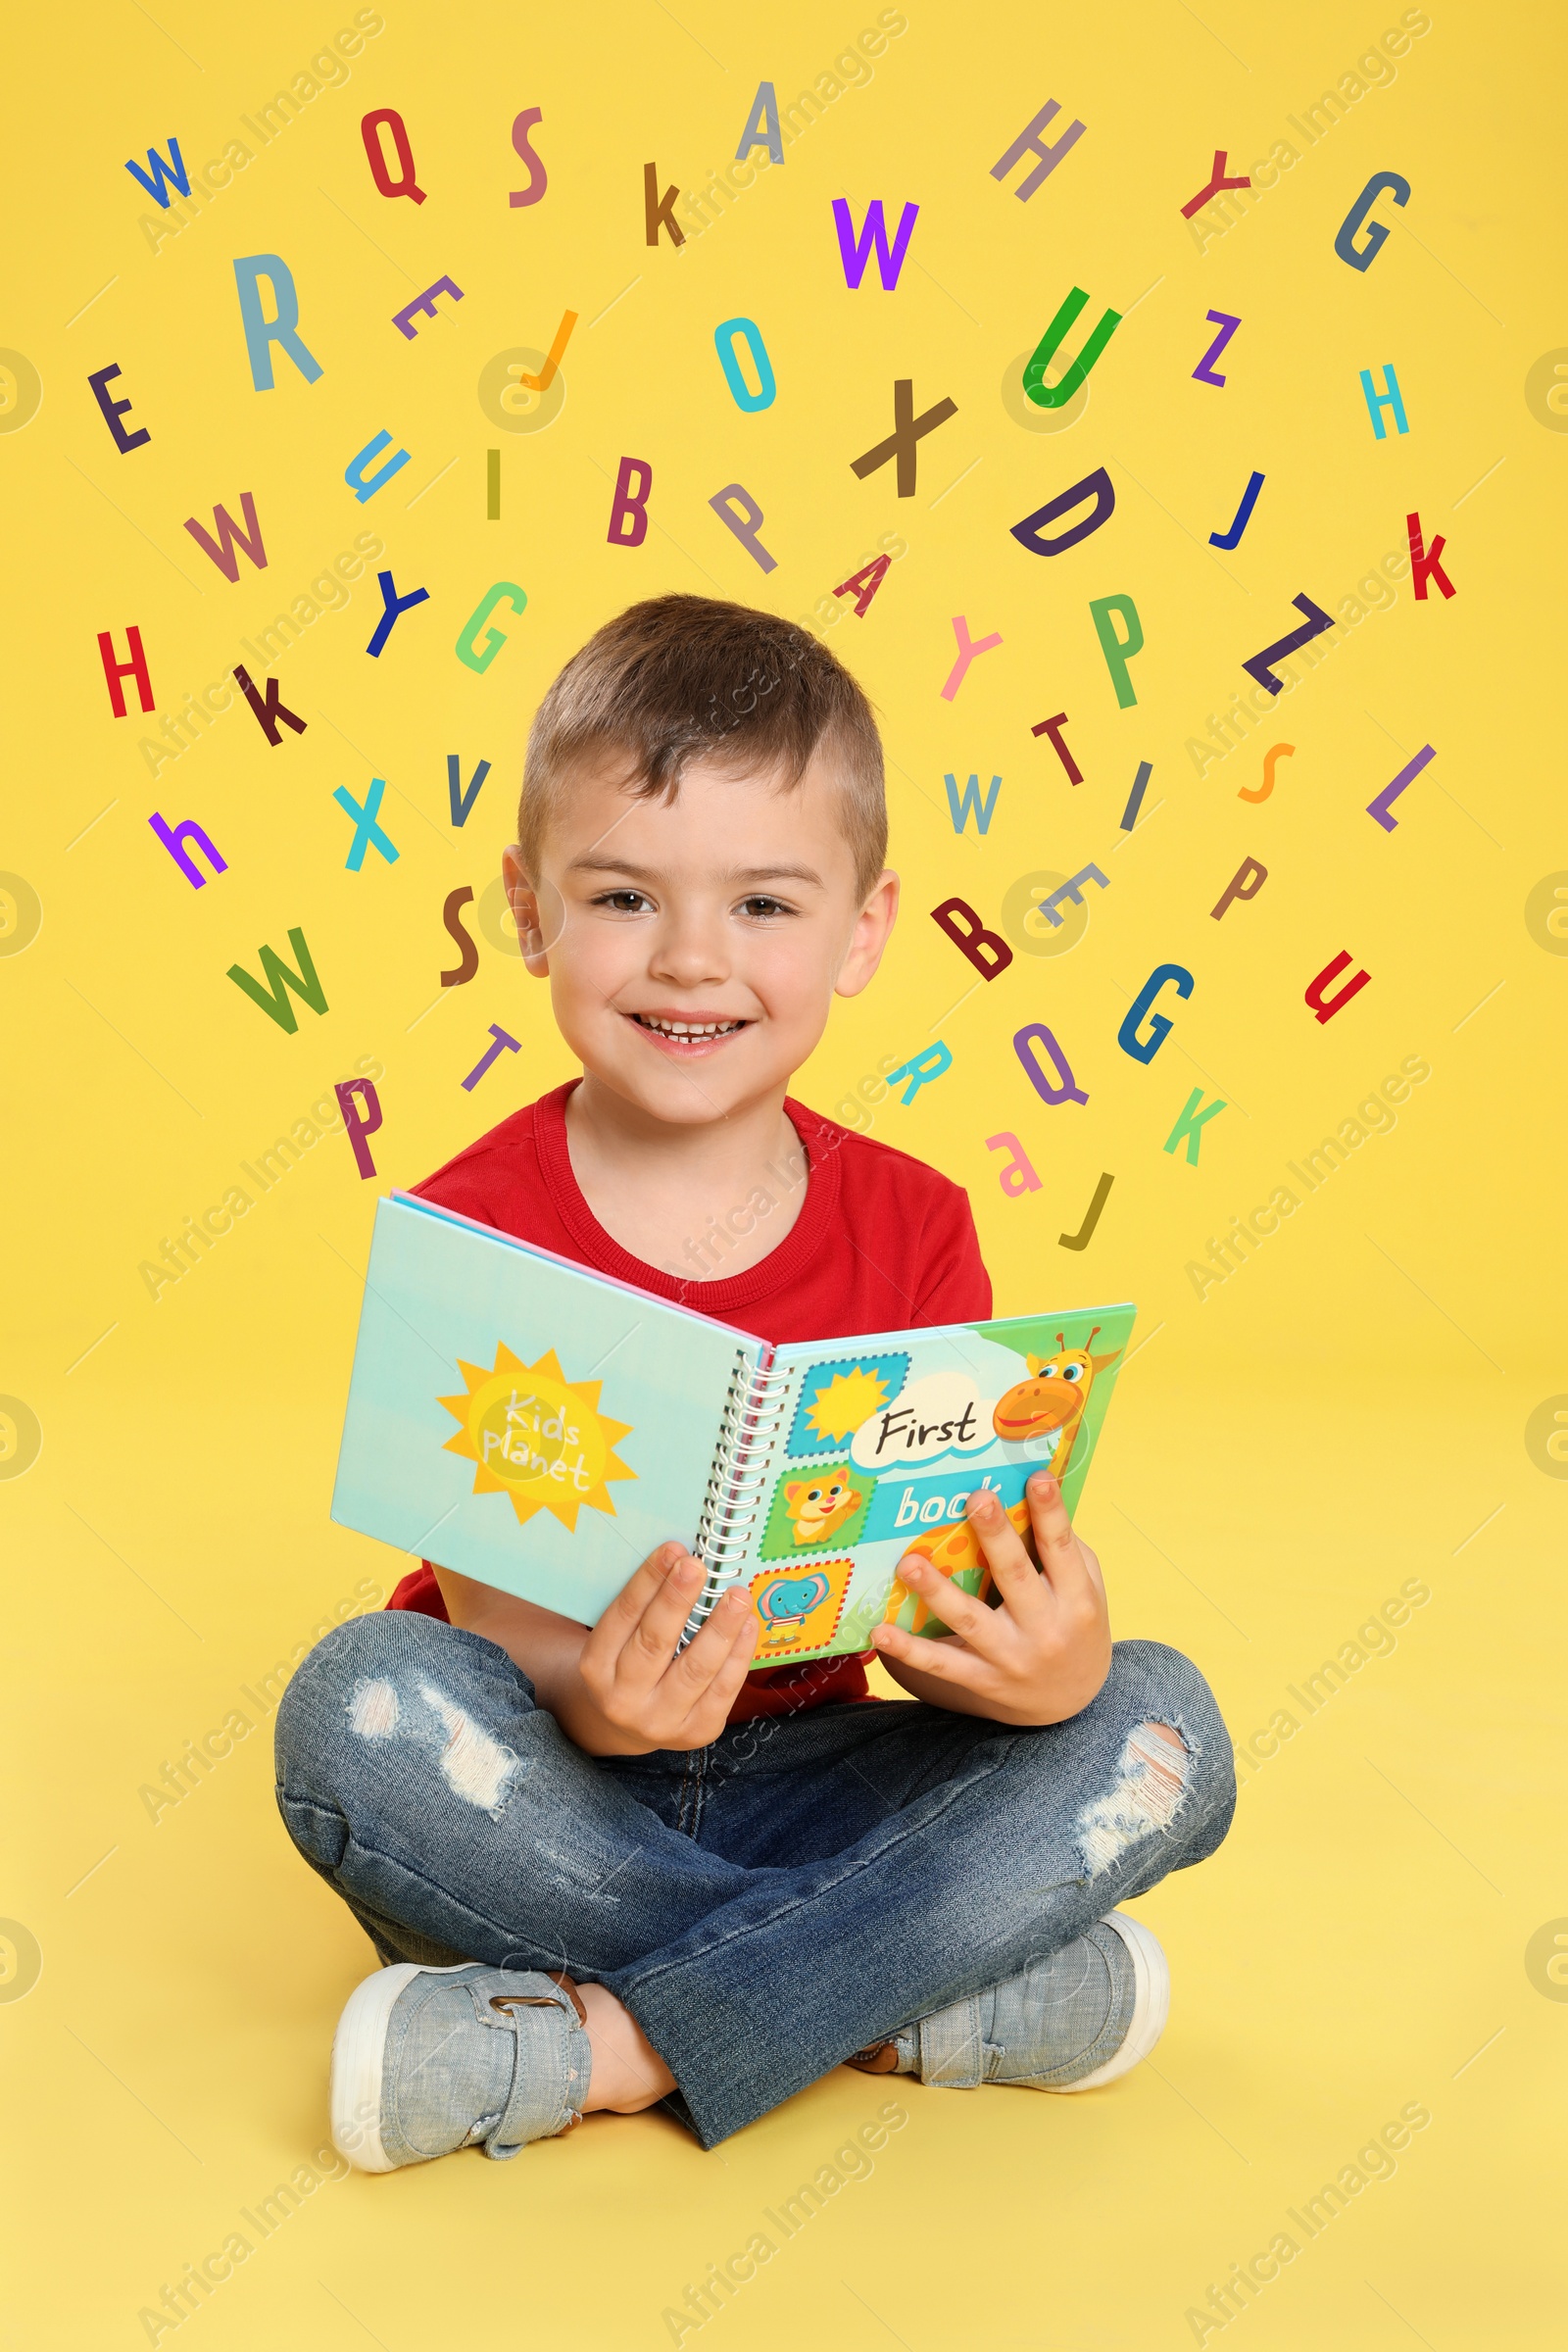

{"left": 757, "top": 1571, "right": 831, "bottom": 1631}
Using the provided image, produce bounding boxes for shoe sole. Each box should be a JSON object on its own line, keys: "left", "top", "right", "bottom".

{"left": 330, "top": 1961, "right": 477, "bottom": 2173}
{"left": 1052, "top": 1910, "right": 1170, "bottom": 2092}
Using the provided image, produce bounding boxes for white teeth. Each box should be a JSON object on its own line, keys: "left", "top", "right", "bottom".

{"left": 636, "top": 1015, "right": 744, "bottom": 1038}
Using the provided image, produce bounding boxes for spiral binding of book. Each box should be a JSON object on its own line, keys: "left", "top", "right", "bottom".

{"left": 682, "top": 1348, "right": 795, "bottom": 1642}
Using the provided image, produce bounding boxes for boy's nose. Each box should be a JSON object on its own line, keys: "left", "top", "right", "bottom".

{"left": 647, "top": 916, "right": 732, "bottom": 986}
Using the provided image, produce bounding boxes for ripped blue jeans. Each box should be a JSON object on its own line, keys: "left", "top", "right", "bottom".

{"left": 273, "top": 1614, "right": 1234, "bottom": 2148}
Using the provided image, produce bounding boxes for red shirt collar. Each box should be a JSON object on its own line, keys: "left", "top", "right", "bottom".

{"left": 531, "top": 1079, "right": 845, "bottom": 1317}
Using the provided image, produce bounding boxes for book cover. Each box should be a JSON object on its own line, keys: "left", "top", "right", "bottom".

{"left": 718, "top": 1310, "right": 1136, "bottom": 1665}
{"left": 331, "top": 1194, "right": 1135, "bottom": 1667}
{"left": 331, "top": 1195, "right": 761, "bottom": 1629}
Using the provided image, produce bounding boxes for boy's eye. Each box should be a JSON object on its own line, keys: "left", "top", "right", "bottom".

{"left": 593, "top": 890, "right": 653, "bottom": 913}
{"left": 738, "top": 895, "right": 792, "bottom": 919}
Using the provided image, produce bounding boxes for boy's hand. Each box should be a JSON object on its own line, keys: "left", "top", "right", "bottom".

{"left": 869, "top": 1475, "right": 1110, "bottom": 1726}
{"left": 575, "top": 1544, "right": 759, "bottom": 1753}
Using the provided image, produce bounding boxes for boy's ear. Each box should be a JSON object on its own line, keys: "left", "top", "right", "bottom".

{"left": 502, "top": 843, "right": 553, "bottom": 977}
{"left": 833, "top": 868, "right": 900, "bottom": 1001}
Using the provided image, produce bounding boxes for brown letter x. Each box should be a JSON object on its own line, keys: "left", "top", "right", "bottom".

{"left": 850, "top": 378, "right": 958, "bottom": 498}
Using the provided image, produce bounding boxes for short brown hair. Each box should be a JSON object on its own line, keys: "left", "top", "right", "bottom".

{"left": 517, "top": 595, "right": 888, "bottom": 896}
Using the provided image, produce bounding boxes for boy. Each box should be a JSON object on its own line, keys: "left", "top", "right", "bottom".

{"left": 275, "top": 595, "right": 1234, "bottom": 2170}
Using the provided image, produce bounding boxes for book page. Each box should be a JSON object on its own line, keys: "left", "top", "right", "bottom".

{"left": 726, "top": 1305, "right": 1137, "bottom": 1668}
{"left": 332, "top": 1197, "right": 764, "bottom": 1625}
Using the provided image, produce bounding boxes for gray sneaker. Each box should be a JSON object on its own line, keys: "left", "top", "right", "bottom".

{"left": 330, "top": 1962, "right": 591, "bottom": 2173}
{"left": 849, "top": 1912, "right": 1169, "bottom": 2092}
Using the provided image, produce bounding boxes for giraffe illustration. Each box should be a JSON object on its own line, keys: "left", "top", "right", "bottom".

{"left": 882, "top": 1500, "right": 1027, "bottom": 1635}
{"left": 990, "top": 1328, "right": 1123, "bottom": 1480}
{"left": 880, "top": 1331, "right": 1122, "bottom": 1637}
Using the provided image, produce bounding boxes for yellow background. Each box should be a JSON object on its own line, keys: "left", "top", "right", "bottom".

{"left": 4, "top": 1, "right": 1565, "bottom": 2343}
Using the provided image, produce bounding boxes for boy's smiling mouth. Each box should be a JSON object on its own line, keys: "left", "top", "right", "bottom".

{"left": 627, "top": 1010, "right": 753, "bottom": 1054}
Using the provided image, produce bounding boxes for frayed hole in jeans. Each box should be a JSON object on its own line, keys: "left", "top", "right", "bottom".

{"left": 1076, "top": 1722, "right": 1190, "bottom": 1879}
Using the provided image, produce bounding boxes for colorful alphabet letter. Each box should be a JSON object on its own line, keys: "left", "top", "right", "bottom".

{"left": 233, "top": 256, "right": 323, "bottom": 389}
{"left": 713, "top": 317, "right": 776, "bottom": 413}
{"left": 392, "top": 277, "right": 464, "bottom": 340}
{"left": 1335, "top": 172, "right": 1410, "bottom": 270}
{"left": 455, "top": 583, "right": 526, "bottom": 673}
{"left": 1013, "top": 1023, "right": 1087, "bottom": 1107}
{"left": 930, "top": 898, "right": 1012, "bottom": 979}
{"left": 1117, "top": 963, "right": 1193, "bottom": 1062}
{"left": 1367, "top": 743, "right": 1436, "bottom": 832}
{"left": 991, "top": 100, "right": 1087, "bottom": 200}
{"left": 1022, "top": 287, "right": 1121, "bottom": 410}
{"left": 850, "top": 379, "right": 958, "bottom": 498}
{"left": 708, "top": 484, "right": 777, "bottom": 573}
{"left": 986, "top": 1132, "right": 1042, "bottom": 1197}
{"left": 832, "top": 199, "right": 920, "bottom": 290}
{"left": 226, "top": 927, "right": 327, "bottom": 1034}
{"left": 335, "top": 1078, "right": 383, "bottom": 1179}
{"left": 1163, "top": 1088, "right": 1226, "bottom": 1165}
{"left": 1209, "top": 858, "right": 1268, "bottom": 919}
{"left": 1089, "top": 595, "right": 1144, "bottom": 707}
{"left": 1010, "top": 466, "right": 1115, "bottom": 558}
{"left": 361, "top": 109, "right": 426, "bottom": 203}
{"left": 1242, "top": 595, "right": 1334, "bottom": 695}
{"left": 1304, "top": 951, "right": 1371, "bottom": 1023}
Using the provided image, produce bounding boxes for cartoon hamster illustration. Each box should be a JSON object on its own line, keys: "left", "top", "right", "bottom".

{"left": 882, "top": 1499, "right": 1034, "bottom": 1635}
{"left": 783, "top": 1466, "right": 860, "bottom": 1545}
{"left": 991, "top": 1330, "right": 1123, "bottom": 1479}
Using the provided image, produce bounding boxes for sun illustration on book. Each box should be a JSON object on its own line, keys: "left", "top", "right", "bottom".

{"left": 805, "top": 1363, "right": 890, "bottom": 1444}
{"left": 438, "top": 1345, "right": 634, "bottom": 1531}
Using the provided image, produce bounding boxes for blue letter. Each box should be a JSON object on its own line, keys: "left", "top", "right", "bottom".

{"left": 713, "top": 318, "right": 776, "bottom": 413}
{"left": 1117, "top": 963, "right": 1193, "bottom": 1064}
{"left": 233, "top": 256, "right": 323, "bottom": 391}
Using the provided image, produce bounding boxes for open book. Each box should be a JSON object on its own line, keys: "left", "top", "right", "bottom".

{"left": 331, "top": 1194, "right": 1136, "bottom": 1669}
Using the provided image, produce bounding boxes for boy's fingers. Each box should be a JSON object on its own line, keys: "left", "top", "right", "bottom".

{"left": 600, "top": 1552, "right": 660, "bottom": 1631}
{"left": 602, "top": 1544, "right": 682, "bottom": 1635}
{"left": 1024, "top": 1476, "right": 1089, "bottom": 1598}
{"left": 665, "top": 1587, "right": 753, "bottom": 1693}
{"left": 965, "top": 1494, "right": 1048, "bottom": 1621}
{"left": 870, "top": 1622, "right": 987, "bottom": 1687}
{"left": 617, "top": 1548, "right": 704, "bottom": 1678}
{"left": 886, "top": 1558, "right": 1004, "bottom": 1655}
{"left": 681, "top": 1606, "right": 760, "bottom": 1726}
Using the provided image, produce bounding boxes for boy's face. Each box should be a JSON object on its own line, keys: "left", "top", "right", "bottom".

{"left": 504, "top": 755, "right": 898, "bottom": 1128}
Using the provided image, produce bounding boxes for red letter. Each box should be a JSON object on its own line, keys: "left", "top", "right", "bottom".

{"left": 608, "top": 457, "right": 653, "bottom": 548}
{"left": 930, "top": 898, "right": 1012, "bottom": 980}
{"left": 1406, "top": 512, "right": 1454, "bottom": 601}
{"left": 1304, "top": 951, "right": 1371, "bottom": 1024}
{"left": 360, "top": 109, "right": 426, "bottom": 203}
{"left": 98, "top": 625, "right": 154, "bottom": 716}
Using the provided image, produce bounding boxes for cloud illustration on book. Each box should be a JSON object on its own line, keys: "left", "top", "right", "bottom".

{"left": 438, "top": 1345, "right": 633, "bottom": 1529}
{"left": 848, "top": 1371, "right": 997, "bottom": 1471}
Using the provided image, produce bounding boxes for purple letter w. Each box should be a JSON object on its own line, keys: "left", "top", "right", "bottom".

{"left": 831, "top": 199, "right": 919, "bottom": 290}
